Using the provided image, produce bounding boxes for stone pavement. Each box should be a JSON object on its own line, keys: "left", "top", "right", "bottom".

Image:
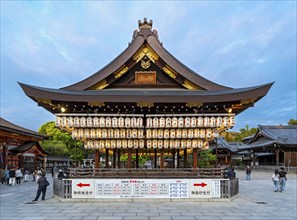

{"left": 0, "top": 170, "right": 296, "bottom": 220}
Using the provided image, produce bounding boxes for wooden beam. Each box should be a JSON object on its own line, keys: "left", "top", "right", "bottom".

{"left": 193, "top": 148, "right": 198, "bottom": 169}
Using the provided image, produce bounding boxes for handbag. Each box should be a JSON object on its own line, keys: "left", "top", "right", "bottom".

{"left": 45, "top": 179, "right": 50, "bottom": 186}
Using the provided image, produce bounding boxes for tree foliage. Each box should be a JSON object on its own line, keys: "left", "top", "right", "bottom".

{"left": 198, "top": 149, "right": 216, "bottom": 167}
{"left": 222, "top": 125, "right": 257, "bottom": 142}
{"left": 288, "top": 119, "right": 297, "bottom": 125}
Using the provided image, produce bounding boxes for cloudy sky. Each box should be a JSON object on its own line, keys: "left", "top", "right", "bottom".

{"left": 1, "top": 1, "right": 296, "bottom": 132}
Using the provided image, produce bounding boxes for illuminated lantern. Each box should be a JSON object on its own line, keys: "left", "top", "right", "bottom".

{"left": 188, "top": 129, "right": 194, "bottom": 138}
{"left": 197, "top": 117, "right": 203, "bottom": 127}
{"left": 111, "top": 140, "right": 116, "bottom": 149}
{"left": 198, "top": 140, "right": 203, "bottom": 148}
{"left": 178, "top": 117, "right": 184, "bottom": 127}
{"left": 172, "top": 117, "right": 178, "bottom": 127}
{"left": 176, "top": 129, "right": 182, "bottom": 138}
{"left": 80, "top": 117, "right": 86, "bottom": 127}
{"left": 204, "top": 141, "right": 209, "bottom": 149}
{"left": 146, "top": 129, "right": 152, "bottom": 138}
{"left": 181, "top": 140, "right": 186, "bottom": 149}
{"left": 187, "top": 140, "right": 192, "bottom": 149}
{"left": 102, "top": 129, "right": 107, "bottom": 138}
{"left": 158, "top": 140, "right": 163, "bottom": 149}
{"left": 190, "top": 117, "right": 197, "bottom": 128}
{"left": 84, "top": 129, "right": 90, "bottom": 138}
{"left": 185, "top": 117, "right": 191, "bottom": 128}
{"left": 147, "top": 118, "right": 153, "bottom": 128}
{"left": 72, "top": 129, "right": 78, "bottom": 139}
{"left": 117, "top": 140, "right": 121, "bottom": 148}
{"left": 114, "top": 129, "right": 120, "bottom": 138}
{"left": 68, "top": 117, "right": 74, "bottom": 127}
{"left": 194, "top": 129, "right": 200, "bottom": 138}
{"left": 153, "top": 140, "right": 158, "bottom": 148}
{"left": 137, "top": 117, "right": 143, "bottom": 127}
{"left": 165, "top": 117, "right": 171, "bottom": 127}
{"left": 108, "top": 129, "right": 113, "bottom": 138}
{"left": 96, "top": 129, "right": 102, "bottom": 138}
{"left": 55, "top": 116, "right": 62, "bottom": 127}
{"left": 229, "top": 116, "right": 235, "bottom": 127}
{"left": 192, "top": 140, "right": 198, "bottom": 148}
{"left": 138, "top": 129, "right": 143, "bottom": 138}
{"left": 120, "top": 129, "right": 126, "bottom": 138}
{"left": 74, "top": 117, "right": 80, "bottom": 127}
{"left": 105, "top": 117, "right": 111, "bottom": 127}
{"left": 203, "top": 117, "right": 209, "bottom": 127}
{"left": 223, "top": 116, "right": 229, "bottom": 127}
{"left": 87, "top": 117, "right": 93, "bottom": 127}
{"left": 99, "top": 117, "right": 105, "bottom": 127}
{"left": 125, "top": 117, "right": 131, "bottom": 127}
{"left": 153, "top": 117, "right": 159, "bottom": 128}
{"left": 132, "top": 129, "right": 138, "bottom": 138}
{"left": 106, "top": 140, "right": 111, "bottom": 149}
{"left": 175, "top": 140, "right": 180, "bottom": 149}
{"left": 164, "top": 140, "right": 169, "bottom": 148}
{"left": 126, "top": 129, "right": 131, "bottom": 138}
{"left": 164, "top": 129, "right": 170, "bottom": 139}
{"left": 93, "top": 117, "right": 99, "bottom": 127}
{"left": 61, "top": 117, "right": 67, "bottom": 127}
{"left": 78, "top": 129, "right": 84, "bottom": 138}
{"left": 94, "top": 140, "right": 99, "bottom": 149}
{"left": 210, "top": 117, "right": 216, "bottom": 127}
{"left": 112, "top": 117, "right": 118, "bottom": 127}
{"left": 206, "top": 129, "right": 212, "bottom": 138}
{"left": 139, "top": 140, "right": 144, "bottom": 148}
{"left": 128, "top": 140, "right": 133, "bottom": 148}
{"left": 170, "top": 129, "right": 176, "bottom": 138}
{"left": 122, "top": 140, "right": 127, "bottom": 148}
{"left": 199, "top": 129, "right": 205, "bottom": 138}
{"left": 133, "top": 140, "right": 138, "bottom": 149}
{"left": 152, "top": 129, "right": 158, "bottom": 138}
{"left": 170, "top": 140, "right": 175, "bottom": 149}
{"left": 158, "top": 129, "right": 163, "bottom": 139}
{"left": 182, "top": 129, "right": 187, "bottom": 138}
{"left": 118, "top": 117, "right": 124, "bottom": 127}
{"left": 147, "top": 140, "right": 152, "bottom": 148}
{"left": 216, "top": 117, "right": 223, "bottom": 127}
{"left": 159, "top": 117, "right": 165, "bottom": 128}
{"left": 100, "top": 140, "right": 105, "bottom": 149}
{"left": 130, "top": 117, "right": 136, "bottom": 127}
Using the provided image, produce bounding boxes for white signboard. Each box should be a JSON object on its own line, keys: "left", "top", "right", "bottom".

{"left": 71, "top": 179, "right": 95, "bottom": 198}
{"left": 189, "top": 179, "right": 213, "bottom": 198}
{"left": 94, "top": 179, "right": 189, "bottom": 198}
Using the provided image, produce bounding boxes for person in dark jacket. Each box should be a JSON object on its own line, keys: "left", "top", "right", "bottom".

{"left": 57, "top": 169, "right": 64, "bottom": 180}
{"left": 32, "top": 173, "right": 49, "bottom": 202}
{"left": 278, "top": 167, "right": 287, "bottom": 192}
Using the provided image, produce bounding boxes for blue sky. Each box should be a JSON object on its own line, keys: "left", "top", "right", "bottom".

{"left": 1, "top": 1, "right": 296, "bottom": 132}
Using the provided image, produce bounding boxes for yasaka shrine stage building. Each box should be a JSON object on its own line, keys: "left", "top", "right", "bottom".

{"left": 20, "top": 19, "right": 272, "bottom": 200}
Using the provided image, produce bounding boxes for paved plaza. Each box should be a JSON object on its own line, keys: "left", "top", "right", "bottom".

{"left": 0, "top": 169, "right": 296, "bottom": 220}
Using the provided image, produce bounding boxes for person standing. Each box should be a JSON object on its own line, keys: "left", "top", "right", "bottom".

{"left": 9, "top": 167, "right": 16, "bottom": 186}
{"left": 32, "top": 173, "right": 49, "bottom": 202}
{"left": 5, "top": 168, "right": 10, "bottom": 185}
{"left": 278, "top": 167, "right": 287, "bottom": 192}
{"left": 272, "top": 169, "right": 279, "bottom": 192}
{"left": 15, "top": 168, "right": 22, "bottom": 184}
{"left": 245, "top": 166, "right": 252, "bottom": 182}
{"left": 24, "top": 169, "right": 30, "bottom": 182}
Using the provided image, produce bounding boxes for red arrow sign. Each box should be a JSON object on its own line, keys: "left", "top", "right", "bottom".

{"left": 193, "top": 182, "right": 207, "bottom": 187}
{"left": 77, "top": 183, "right": 90, "bottom": 188}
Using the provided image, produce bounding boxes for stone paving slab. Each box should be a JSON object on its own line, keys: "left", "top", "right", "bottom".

{"left": 0, "top": 170, "right": 296, "bottom": 220}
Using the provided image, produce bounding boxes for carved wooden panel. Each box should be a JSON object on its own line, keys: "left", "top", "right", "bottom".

{"left": 135, "top": 71, "right": 156, "bottom": 84}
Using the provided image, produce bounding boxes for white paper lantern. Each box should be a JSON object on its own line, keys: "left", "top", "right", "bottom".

{"left": 108, "top": 129, "right": 113, "bottom": 138}
{"left": 55, "top": 116, "right": 62, "bottom": 127}
{"left": 87, "top": 117, "right": 93, "bottom": 127}
{"left": 146, "top": 118, "right": 153, "bottom": 128}
{"left": 182, "top": 129, "right": 188, "bottom": 138}
{"left": 106, "top": 140, "right": 111, "bottom": 148}
{"left": 199, "top": 129, "right": 206, "bottom": 138}
{"left": 158, "top": 129, "right": 163, "bottom": 139}
{"left": 181, "top": 140, "right": 186, "bottom": 149}
{"left": 153, "top": 117, "right": 159, "bottom": 128}
{"left": 170, "top": 140, "right": 175, "bottom": 149}
{"left": 146, "top": 129, "right": 152, "bottom": 139}
{"left": 178, "top": 117, "right": 184, "bottom": 127}
{"left": 147, "top": 140, "right": 152, "bottom": 148}
{"left": 204, "top": 141, "right": 209, "bottom": 149}
{"left": 170, "top": 129, "right": 176, "bottom": 138}
{"left": 102, "top": 129, "right": 107, "bottom": 138}
{"left": 164, "top": 140, "right": 169, "bottom": 148}
{"left": 94, "top": 140, "right": 100, "bottom": 149}
{"left": 138, "top": 129, "right": 143, "bottom": 138}
{"left": 159, "top": 117, "right": 165, "bottom": 128}
{"left": 118, "top": 117, "right": 124, "bottom": 127}
{"left": 185, "top": 117, "right": 191, "bottom": 128}
{"left": 131, "top": 117, "right": 137, "bottom": 127}
{"left": 120, "top": 129, "right": 126, "bottom": 138}
{"left": 80, "top": 117, "right": 86, "bottom": 127}
{"left": 61, "top": 116, "right": 67, "bottom": 127}
{"left": 198, "top": 140, "right": 203, "bottom": 148}
{"left": 190, "top": 117, "right": 197, "bottom": 128}
{"left": 139, "top": 140, "right": 144, "bottom": 148}
{"left": 203, "top": 117, "right": 209, "bottom": 127}
{"left": 164, "top": 129, "right": 170, "bottom": 139}
{"left": 93, "top": 117, "right": 99, "bottom": 127}
{"left": 229, "top": 116, "right": 235, "bottom": 127}
{"left": 114, "top": 129, "right": 120, "bottom": 138}
{"left": 137, "top": 117, "right": 143, "bottom": 127}
{"left": 223, "top": 116, "right": 229, "bottom": 127}
{"left": 216, "top": 117, "right": 223, "bottom": 127}
{"left": 84, "top": 129, "right": 90, "bottom": 138}
{"left": 112, "top": 117, "right": 118, "bottom": 127}
{"left": 152, "top": 129, "right": 158, "bottom": 138}
{"left": 99, "top": 117, "right": 105, "bottom": 127}
{"left": 111, "top": 140, "right": 116, "bottom": 149}
{"left": 96, "top": 129, "right": 102, "bottom": 138}
{"left": 117, "top": 140, "right": 122, "bottom": 148}
{"left": 197, "top": 117, "right": 203, "bottom": 127}
{"left": 158, "top": 140, "right": 163, "bottom": 149}
{"left": 192, "top": 140, "right": 198, "bottom": 148}
{"left": 165, "top": 117, "right": 171, "bottom": 127}
{"left": 126, "top": 129, "right": 131, "bottom": 138}
{"left": 105, "top": 117, "right": 111, "bottom": 127}
{"left": 68, "top": 117, "right": 74, "bottom": 127}
{"left": 187, "top": 140, "right": 192, "bottom": 149}
{"left": 133, "top": 140, "right": 138, "bottom": 149}
{"left": 122, "top": 140, "right": 127, "bottom": 148}
{"left": 206, "top": 129, "right": 212, "bottom": 138}
{"left": 78, "top": 129, "right": 84, "bottom": 138}
{"left": 194, "top": 129, "right": 200, "bottom": 138}
{"left": 72, "top": 129, "right": 78, "bottom": 139}
{"left": 176, "top": 129, "right": 182, "bottom": 138}
{"left": 128, "top": 140, "right": 133, "bottom": 148}
{"left": 172, "top": 117, "right": 178, "bottom": 127}
{"left": 132, "top": 129, "right": 138, "bottom": 138}
{"left": 210, "top": 117, "right": 216, "bottom": 127}
{"left": 175, "top": 140, "right": 180, "bottom": 149}
{"left": 125, "top": 118, "right": 131, "bottom": 128}
{"left": 188, "top": 129, "right": 194, "bottom": 138}
{"left": 153, "top": 140, "right": 158, "bottom": 148}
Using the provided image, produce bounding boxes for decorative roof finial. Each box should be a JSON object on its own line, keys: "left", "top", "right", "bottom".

{"left": 138, "top": 18, "right": 153, "bottom": 30}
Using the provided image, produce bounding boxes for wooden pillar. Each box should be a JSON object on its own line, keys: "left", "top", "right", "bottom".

{"left": 95, "top": 150, "right": 100, "bottom": 168}
{"left": 193, "top": 148, "right": 198, "bottom": 169}
{"left": 105, "top": 148, "right": 109, "bottom": 168}
{"left": 177, "top": 150, "right": 180, "bottom": 168}
{"left": 127, "top": 149, "right": 132, "bottom": 169}
{"left": 172, "top": 150, "right": 176, "bottom": 169}
{"left": 184, "top": 149, "right": 187, "bottom": 168}
{"left": 113, "top": 149, "right": 116, "bottom": 168}
{"left": 136, "top": 149, "right": 139, "bottom": 169}
{"left": 154, "top": 149, "right": 157, "bottom": 169}
{"left": 160, "top": 149, "right": 164, "bottom": 169}
{"left": 117, "top": 150, "right": 121, "bottom": 168}
{"left": 275, "top": 149, "right": 280, "bottom": 166}
{"left": 252, "top": 151, "right": 256, "bottom": 167}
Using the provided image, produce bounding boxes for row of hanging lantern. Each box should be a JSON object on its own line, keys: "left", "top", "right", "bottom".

{"left": 72, "top": 128, "right": 144, "bottom": 139}
{"left": 84, "top": 139, "right": 209, "bottom": 150}
{"left": 56, "top": 116, "right": 144, "bottom": 128}
{"left": 146, "top": 116, "right": 235, "bottom": 128}
{"left": 146, "top": 128, "right": 216, "bottom": 139}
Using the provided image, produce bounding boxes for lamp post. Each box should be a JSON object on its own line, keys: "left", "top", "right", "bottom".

{"left": 213, "top": 131, "right": 219, "bottom": 168}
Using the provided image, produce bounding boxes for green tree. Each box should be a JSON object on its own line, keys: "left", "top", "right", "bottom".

{"left": 288, "top": 119, "right": 297, "bottom": 125}
{"left": 198, "top": 149, "right": 216, "bottom": 167}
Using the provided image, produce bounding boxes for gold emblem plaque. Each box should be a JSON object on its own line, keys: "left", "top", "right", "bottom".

{"left": 135, "top": 71, "right": 156, "bottom": 84}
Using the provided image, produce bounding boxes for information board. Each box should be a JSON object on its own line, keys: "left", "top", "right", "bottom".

{"left": 72, "top": 179, "right": 95, "bottom": 199}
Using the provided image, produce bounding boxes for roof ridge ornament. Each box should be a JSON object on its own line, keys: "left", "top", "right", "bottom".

{"left": 138, "top": 18, "right": 153, "bottom": 30}
{"left": 132, "top": 18, "right": 159, "bottom": 42}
